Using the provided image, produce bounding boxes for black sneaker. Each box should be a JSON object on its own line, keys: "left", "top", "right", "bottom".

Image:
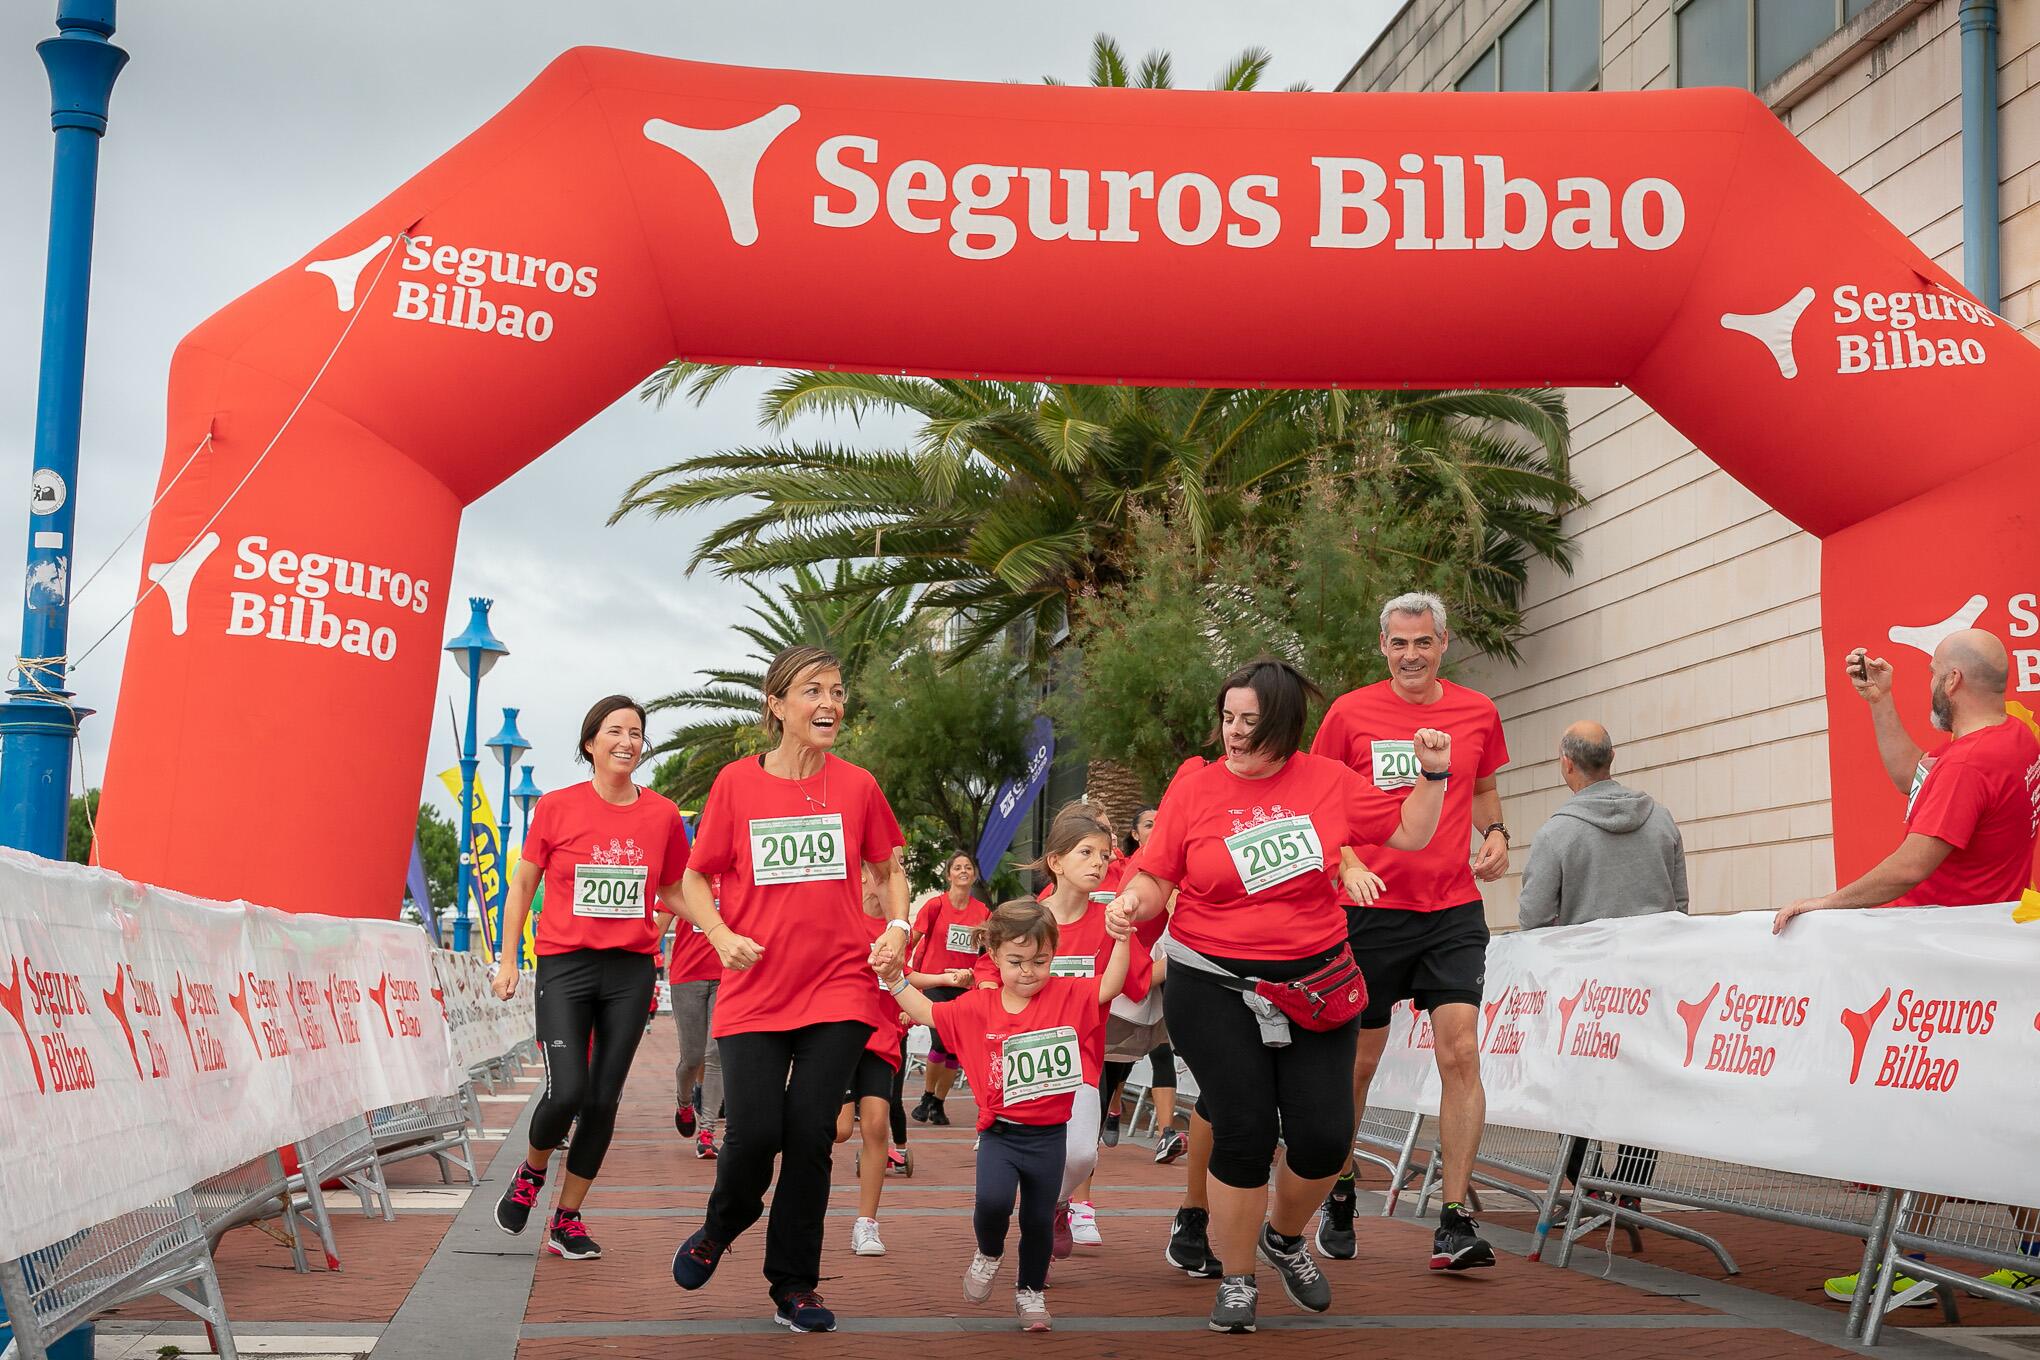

{"left": 676, "top": 1104, "right": 697, "bottom": 1137}
{"left": 1102, "top": 1113, "right": 1121, "bottom": 1147}
{"left": 773, "top": 1288, "right": 837, "bottom": 1333}
{"left": 1208, "top": 1274, "right": 1258, "bottom": 1333}
{"left": 926, "top": 1099, "right": 951, "bottom": 1127}
{"left": 545, "top": 1209, "right": 601, "bottom": 1260}
{"left": 1432, "top": 1202, "right": 1497, "bottom": 1271}
{"left": 1315, "top": 1175, "right": 1358, "bottom": 1260}
{"left": 1166, "top": 1206, "right": 1222, "bottom": 1278}
{"left": 672, "top": 1227, "right": 727, "bottom": 1289}
{"left": 1153, "top": 1128, "right": 1187, "bottom": 1165}
{"left": 910, "top": 1093, "right": 935, "bottom": 1124}
{"left": 494, "top": 1160, "right": 546, "bottom": 1235}
{"left": 1257, "top": 1223, "right": 1331, "bottom": 1312}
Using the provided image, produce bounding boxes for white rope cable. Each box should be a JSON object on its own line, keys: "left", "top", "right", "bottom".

{"left": 70, "top": 429, "right": 214, "bottom": 604}
{"left": 71, "top": 230, "right": 409, "bottom": 671}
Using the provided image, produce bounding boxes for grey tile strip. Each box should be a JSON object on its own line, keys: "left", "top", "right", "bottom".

{"left": 374, "top": 1088, "right": 544, "bottom": 1360}
{"left": 98, "top": 1323, "right": 387, "bottom": 1336}
{"left": 521, "top": 1313, "right": 1772, "bottom": 1337}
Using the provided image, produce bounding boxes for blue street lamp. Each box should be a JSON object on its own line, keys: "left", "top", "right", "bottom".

{"left": 443, "top": 599, "right": 505, "bottom": 953}
{"left": 511, "top": 763, "right": 542, "bottom": 839}
{"left": 485, "top": 707, "right": 531, "bottom": 959}
{"left": 0, "top": 2, "right": 126, "bottom": 873}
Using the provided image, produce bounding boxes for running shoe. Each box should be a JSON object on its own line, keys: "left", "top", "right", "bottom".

{"left": 772, "top": 1289, "right": 837, "bottom": 1333}
{"left": 676, "top": 1104, "right": 697, "bottom": 1137}
{"left": 1166, "top": 1206, "right": 1221, "bottom": 1278}
{"left": 671, "top": 1227, "right": 727, "bottom": 1289}
{"left": 1070, "top": 1200, "right": 1102, "bottom": 1245}
{"left": 1209, "top": 1275, "right": 1258, "bottom": 1334}
{"left": 1101, "top": 1113, "right": 1121, "bottom": 1147}
{"left": 963, "top": 1251, "right": 1001, "bottom": 1303}
{"left": 1432, "top": 1202, "right": 1498, "bottom": 1271}
{"left": 851, "top": 1216, "right": 886, "bottom": 1256}
{"left": 695, "top": 1129, "right": 718, "bottom": 1160}
{"left": 926, "top": 1099, "right": 952, "bottom": 1126}
{"left": 1257, "top": 1223, "right": 1331, "bottom": 1312}
{"left": 1154, "top": 1129, "right": 1187, "bottom": 1165}
{"left": 1823, "top": 1269, "right": 1937, "bottom": 1306}
{"left": 886, "top": 1145, "right": 908, "bottom": 1175}
{"left": 545, "top": 1210, "right": 601, "bottom": 1260}
{"left": 911, "top": 1093, "right": 935, "bottom": 1124}
{"left": 1015, "top": 1287, "right": 1052, "bottom": 1332}
{"left": 1983, "top": 1267, "right": 2040, "bottom": 1294}
{"left": 1315, "top": 1175, "right": 1358, "bottom": 1260}
{"left": 1052, "top": 1200, "right": 1074, "bottom": 1259}
{"left": 494, "top": 1160, "right": 546, "bottom": 1235}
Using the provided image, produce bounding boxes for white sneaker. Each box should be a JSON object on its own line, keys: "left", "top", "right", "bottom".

{"left": 1015, "top": 1287, "right": 1052, "bottom": 1332}
{"left": 1070, "top": 1200, "right": 1102, "bottom": 1245}
{"left": 963, "top": 1251, "right": 1001, "bottom": 1304}
{"left": 851, "top": 1216, "right": 885, "bottom": 1256}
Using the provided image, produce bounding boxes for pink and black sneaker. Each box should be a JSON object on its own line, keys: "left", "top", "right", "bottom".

{"left": 495, "top": 1160, "right": 546, "bottom": 1235}
{"left": 546, "top": 1208, "right": 602, "bottom": 1260}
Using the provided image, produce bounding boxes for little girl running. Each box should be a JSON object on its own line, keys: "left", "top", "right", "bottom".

{"left": 837, "top": 862, "right": 909, "bottom": 1256}
{"left": 881, "top": 898, "right": 1131, "bottom": 1333}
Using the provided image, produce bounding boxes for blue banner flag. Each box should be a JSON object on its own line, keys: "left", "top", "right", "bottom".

{"left": 975, "top": 715, "right": 1055, "bottom": 877}
{"left": 407, "top": 837, "right": 440, "bottom": 944}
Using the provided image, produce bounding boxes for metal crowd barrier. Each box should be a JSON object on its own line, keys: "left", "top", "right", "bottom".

{"left": 289, "top": 1114, "right": 393, "bottom": 1272}
{"left": 0, "top": 1192, "right": 237, "bottom": 1360}
{"left": 370, "top": 1091, "right": 480, "bottom": 1186}
{"left": 1353, "top": 1107, "right": 1428, "bottom": 1217}
{"left": 1861, "top": 1194, "right": 2040, "bottom": 1344}
{"left": 192, "top": 1149, "right": 308, "bottom": 1272}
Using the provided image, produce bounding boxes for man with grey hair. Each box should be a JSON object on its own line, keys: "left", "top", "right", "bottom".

{"left": 1308, "top": 590, "right": 1510, "bottom": 1271}
{"left": 1517, "top": 720, "right": 1688, "bottom": 930}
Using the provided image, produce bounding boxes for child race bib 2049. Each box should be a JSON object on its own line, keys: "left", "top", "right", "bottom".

{"left": 1001, "top": 1025, "right": 1082, "bottom": 1103}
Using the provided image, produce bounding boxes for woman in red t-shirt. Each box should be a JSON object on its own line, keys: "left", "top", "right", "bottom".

{"left": 668, "top": 646, "right": 911, "bottom": 1336}
{"left": 489, "top": 696, "right": 691, "bottom": 1261}
{"left": 1104, "top": 658, "right": 1450, "bottom": 1333}
{"left": 667, "top": 873, "right": 724, "bottom": 1160}
{"left": 906, "top": 851, "right": 988, "bottom": 1126}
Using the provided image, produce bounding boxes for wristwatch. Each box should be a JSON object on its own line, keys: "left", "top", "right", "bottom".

{"left": 1482, "top": 821, "right": 1509, "bottom": 840}
{"left": 1420, "top": 768, "right": 1450, "bottom": 782}
{"left": 884, "top": 917, "right": 912, "bottom": 934}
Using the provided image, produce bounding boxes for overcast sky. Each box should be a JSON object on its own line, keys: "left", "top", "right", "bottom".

{"left": 0, "top": 1, "right": 1396, "bottom": 823}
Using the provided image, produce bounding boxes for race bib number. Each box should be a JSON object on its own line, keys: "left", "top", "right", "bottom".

{"left": 1050, "top": 955, "right": 1095, "bottom": 978}
{"left": 1905, "top": 758, "right": 1936, "bottom": 821}
{"left": 748, "top": 814, "right": 847, "bottom": 885}
{"left": 573, "top": 863, "right": 648, "bottom": 918}
{"left": 1370, "top": 740, "right": 1421, "bottom": 791}
{"left": 1088, "top": 890, "right": 1116, "bottom": 905}
{"left": 1225, "top": 814, "right": 1325, "bottom": 895}
{"left": 945, "top": 922, "right": 981, "bottom": 955}
{"left": 1002, "top": 1025, "right": 1082, "bottom": 1103}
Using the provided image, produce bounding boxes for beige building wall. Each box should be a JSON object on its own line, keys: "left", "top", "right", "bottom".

{"left": 1340, "top": 0, "right": 2040, "bottom": 927}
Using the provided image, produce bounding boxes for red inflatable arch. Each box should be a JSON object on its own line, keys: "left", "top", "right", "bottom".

{"left": 98, "top": 51, "right": 2040, "bottom": 918}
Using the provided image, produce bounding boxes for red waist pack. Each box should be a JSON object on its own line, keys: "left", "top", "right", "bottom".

{"left": 1207, "top": 945, "right": 1368, "bottom": 1032}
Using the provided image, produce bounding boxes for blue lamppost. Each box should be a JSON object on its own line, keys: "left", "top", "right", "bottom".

{"left": 443, "top": 599, "right": 505, "bottom": 953}
{"left": 0, "top": 2, "right": 127, "bottom": 870}
{"left": 510, "top": 764, "right": 542, "bottom": 969}
{"left": 485, "top": 707, "right": 531, "bottom": 958}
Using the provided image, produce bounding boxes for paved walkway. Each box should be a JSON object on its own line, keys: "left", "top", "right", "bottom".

{"left": 99, "top": 1023, "right": 2032, "bottom": 1357}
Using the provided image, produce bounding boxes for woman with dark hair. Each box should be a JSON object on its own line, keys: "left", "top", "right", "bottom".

{"left": 491, "top": 696, "right": 691, "bottom": 1262}
{"left": 669, "top": 645, "right": 911, "bottom": 1335}
{"left": 1105, "top": 658, "right": 1451, "bottom": 1333}
{"left": 906, "top": 850, "right": 987, "bottom": 1127}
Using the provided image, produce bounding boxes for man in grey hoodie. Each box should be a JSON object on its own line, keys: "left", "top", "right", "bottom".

{"left": 1518, "top": 721, "right": 1688, "bottom": 930}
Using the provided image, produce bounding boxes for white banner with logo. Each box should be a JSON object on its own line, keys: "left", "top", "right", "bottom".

{"left": 1366, "top": 902, "right": 2040, "bottom": 1209}
{"left": 430, "top": 949, "right": 535, "bottom": 1073}
{"left": 0, "top": 851, "right": 527, "bottom": 1261}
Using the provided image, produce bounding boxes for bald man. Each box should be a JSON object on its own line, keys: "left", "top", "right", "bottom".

{"left": 1518, "top": 721, "right": 1688, "bottom": 930}
{"left": 1774, "top": 630, "right": 2040, "bottom": 932}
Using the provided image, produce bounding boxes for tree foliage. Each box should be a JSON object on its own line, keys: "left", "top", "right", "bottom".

{"left": 414, "top": 802, "right": 459, "bottom": 915}
{"left": 67, "top": 790, "right": 99, "bottom": 864}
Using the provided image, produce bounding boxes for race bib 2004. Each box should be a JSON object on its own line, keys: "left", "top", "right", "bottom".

{"left": 573, "top": 863, "right": 648, "bottom": 918}
{"left": 748, "top": 814, "right": 847, "bottom": 885}
{"left": 1224, "top": 814, "right": 1325, "bottom": 895}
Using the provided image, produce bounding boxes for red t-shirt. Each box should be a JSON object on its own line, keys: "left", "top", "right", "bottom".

{"left": 971, "top": 901, "right": 1149, "bottom": 1080}
{"left": 1036, "top": 850, "right": 1129, "bottom": 901}
{"left": 668, "top": 922, "right": 721, "bottom": 985}
{"left": 931, "top": 980, "right": 1107, "bottom": 1131}
{"left": 522, "top": 782, "right": 691, "bottom": 955}
{"left": 1894, "top": 718, "right": 2040, "bottom": 907}
{"left": 687, "top": 754, "right": 907, "bottom": 1039}
{"left": 911, "top": 891, "right": 991, "bottom": 975}
{"left": 857, "top": 912, "right": 906, "bottom": 1066}
{"left": 1141, "top": 753, "right": 1404, "bottom": 961}
{"left": 1310, "top": 679, "right": 1509, "bottom": 913}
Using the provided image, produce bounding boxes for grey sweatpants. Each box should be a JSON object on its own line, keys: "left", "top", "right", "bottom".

{"left": 671, "top": 979, "right": 724, "bottom": 1125}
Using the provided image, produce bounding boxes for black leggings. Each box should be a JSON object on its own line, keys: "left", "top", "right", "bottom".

{"left": 1101, "top": 1043, "right": 1177, "bottom": 1110}
{"left": 530, "top": 948, "right": 657, "bottom": 1180}
{"left": 704, "top": 1020, "right": 872, "bottom": 1293}
{"left": 1164, "top": 952, "right": 1359, "bottom": 1189}
{"left": 889, "top": 1039, "right": 909, "bottom": 1144}
{"left": 975, "top": 1121, "right": 1066, "bottom": 1291}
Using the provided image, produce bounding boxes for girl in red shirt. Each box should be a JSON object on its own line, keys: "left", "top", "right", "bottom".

{"left": 835, "top": 862, "right": 909, "bottom": 1258}
{"left": 906, "top": 851, "right": 988, "bottom": 1126}
{"left": 881, "top": 899, "right": 1131, "bottom": 1333}
{"left": 668, "top": 647, "right": 912, "bottom": 1336}
{"left": 490, "top": 696, "right": 690, "bottom": 1262}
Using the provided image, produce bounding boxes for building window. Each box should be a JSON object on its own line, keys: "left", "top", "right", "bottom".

{"left": 1675, "top": 0, "right": 1866, "bottom": 91}
{"left": 1454, "top": 0, "right": 1600, "bottom": 92}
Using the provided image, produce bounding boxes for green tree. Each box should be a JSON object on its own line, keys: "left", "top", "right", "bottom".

{"left": 67, "top": 789, "right": 100, "bottom": 864}
{"left": 414, "top": 802, "right": 459, "bottom": 916}
{"left": 643, "top": 561, "right": 913, "bottom": 808}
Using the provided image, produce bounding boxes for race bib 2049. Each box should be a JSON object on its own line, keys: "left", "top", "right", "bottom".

{"left": 1223, "top": 814, "right": 1325, "bottom": 895}
{"left": 748, "top": 813, "right": 847, "bottom": 885}
{"left": 1001, "top": 1025, "right": 1082, "bottom": 1103}
{"left": 573, "top": 863, "right": 648, "bottom": 918}
{"left": 1370, "top": 740, "right": 1420, "bottom": 791}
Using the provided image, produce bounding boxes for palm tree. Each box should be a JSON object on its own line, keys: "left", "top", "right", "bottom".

{"left": 645, "top": 561, "right": 912, "bottom": 807}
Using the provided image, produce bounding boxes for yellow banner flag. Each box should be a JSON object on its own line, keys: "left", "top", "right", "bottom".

{"left": 438, "top": 768, "right": 510, "bottom": 962}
